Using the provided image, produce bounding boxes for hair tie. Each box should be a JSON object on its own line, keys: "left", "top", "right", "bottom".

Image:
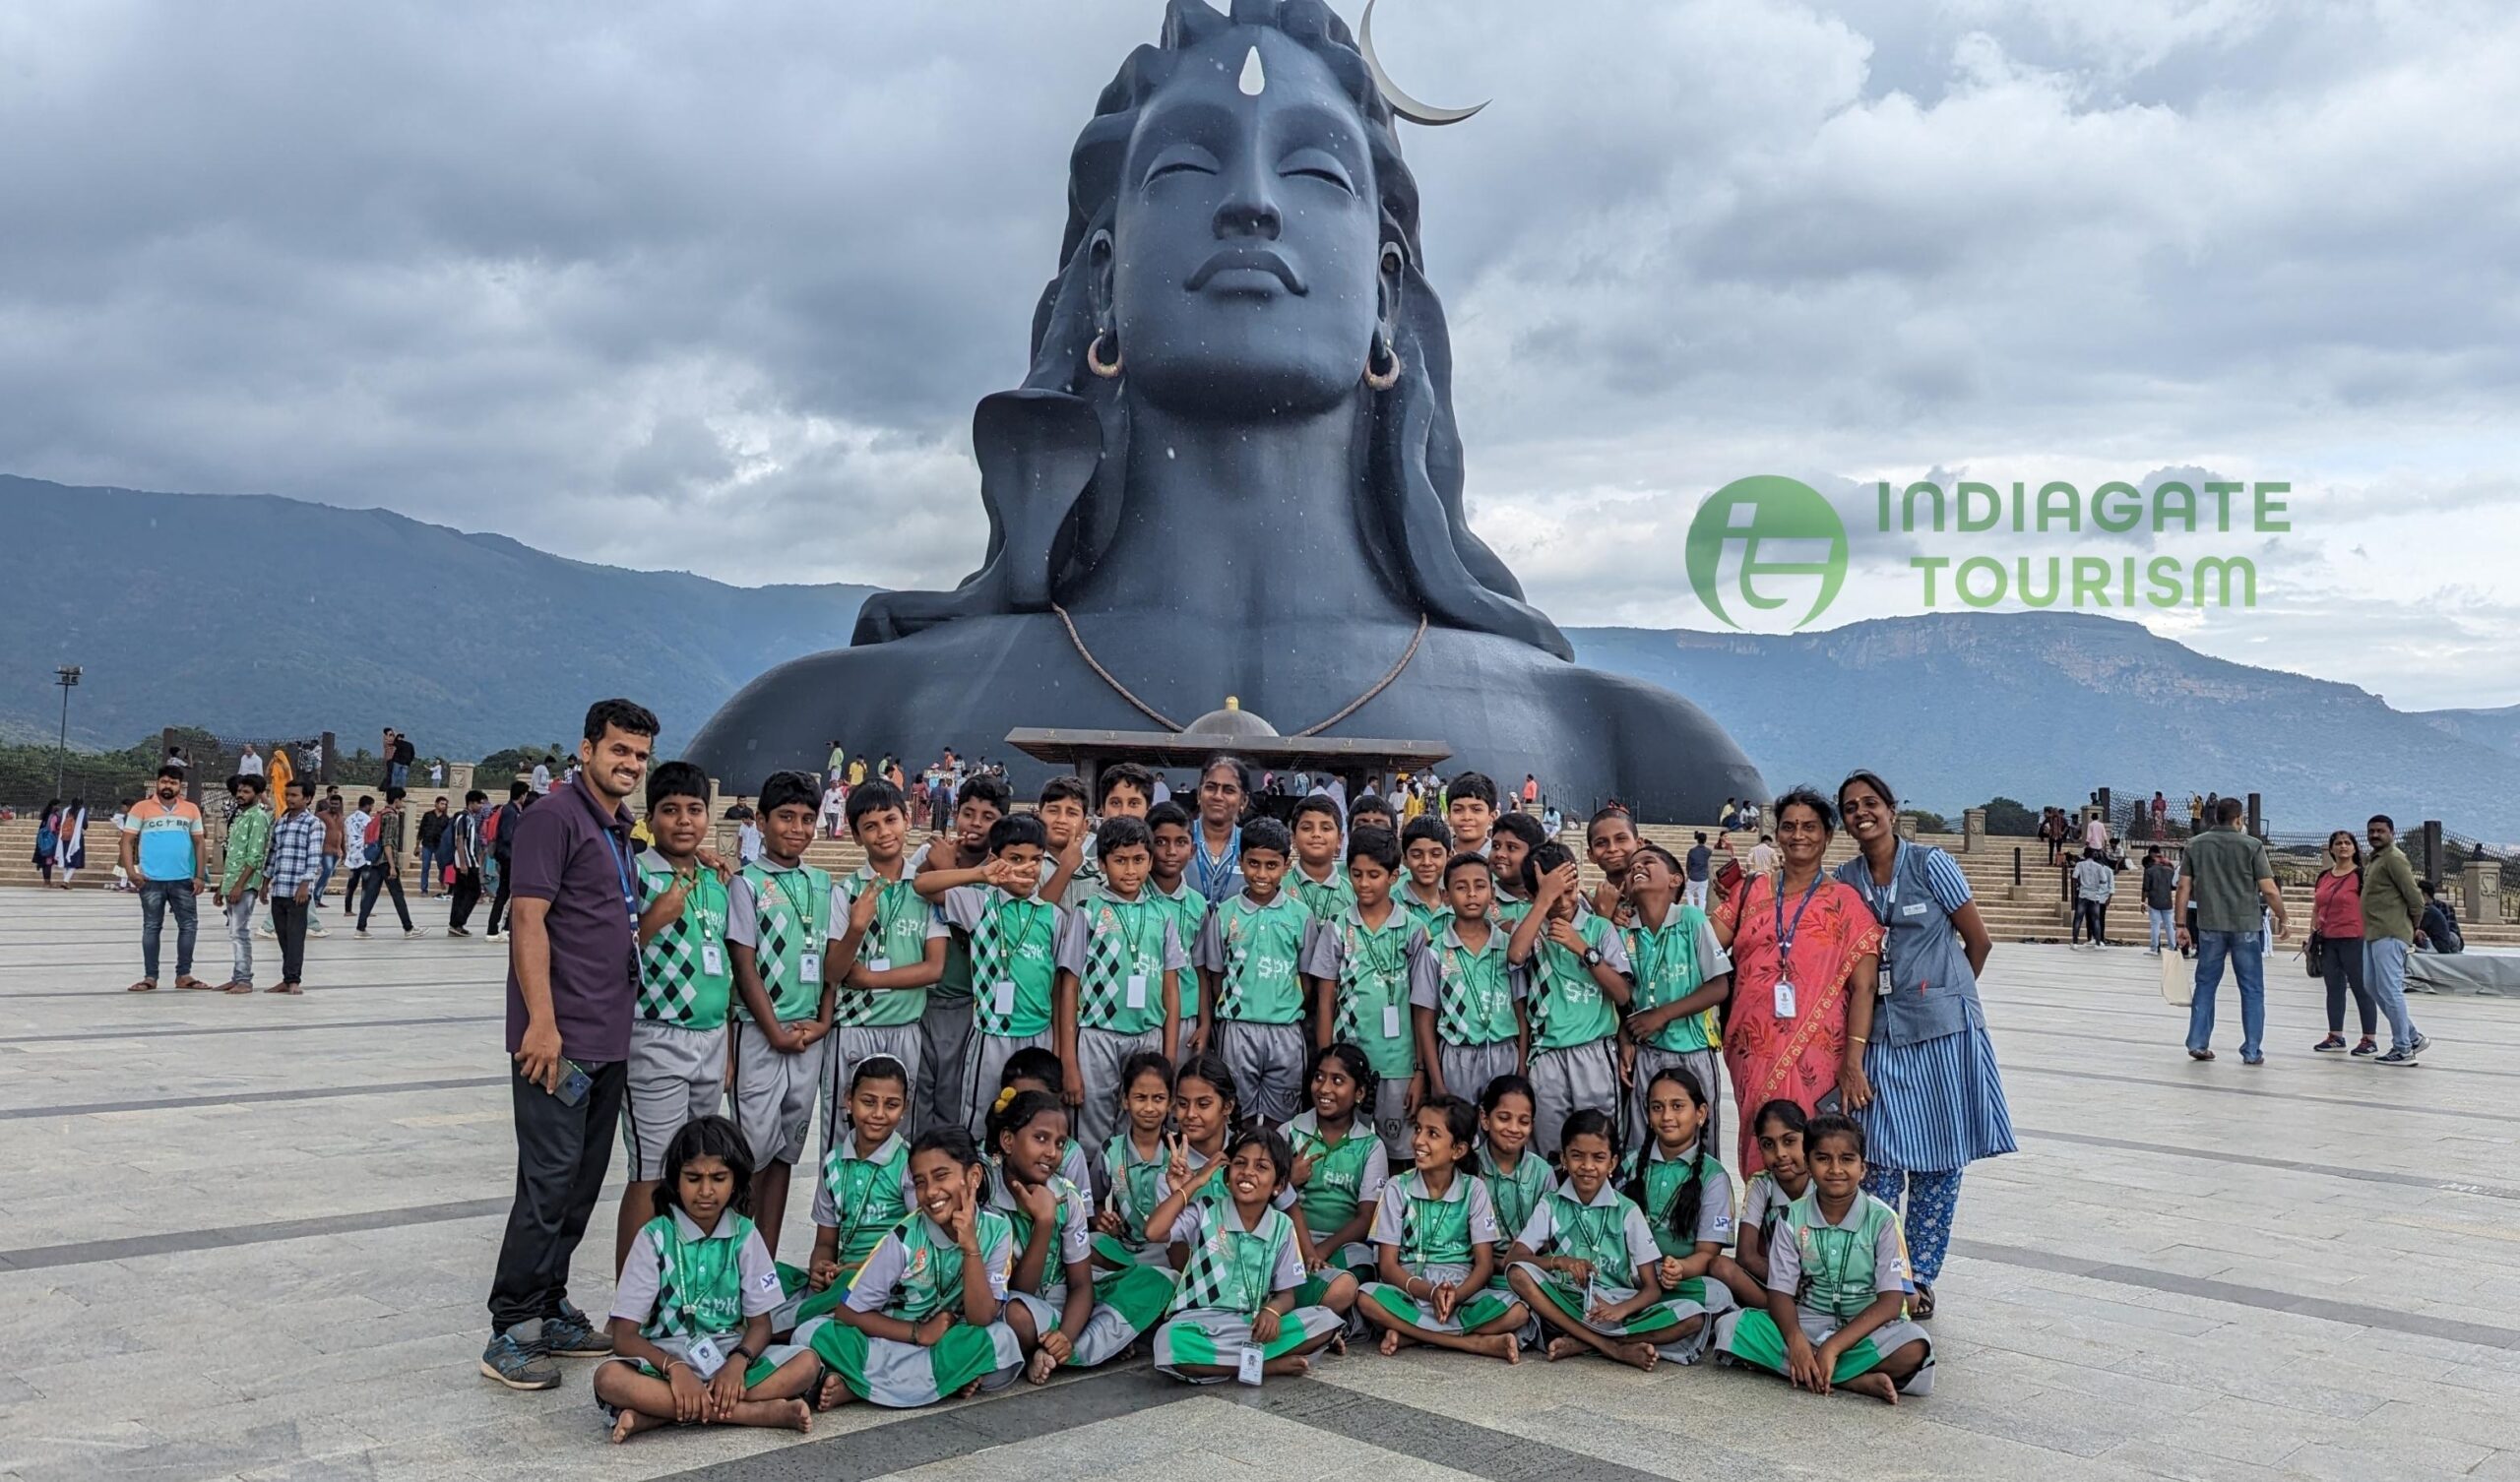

{"left": 993, "top": 1086, "right": 1019, "bottom": 1114}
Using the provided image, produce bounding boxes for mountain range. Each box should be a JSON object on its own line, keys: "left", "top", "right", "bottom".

{"left": 7, "top": 473, "right": 2516, "bottom": 839}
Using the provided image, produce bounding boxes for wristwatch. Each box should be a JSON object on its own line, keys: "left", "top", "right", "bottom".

{"left": 1581, "top": 947, "right": 1604, "bottom": 967}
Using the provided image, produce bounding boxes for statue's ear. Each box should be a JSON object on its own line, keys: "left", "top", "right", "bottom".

{"left": 1376, "top": 238, "right": 1407, "bottom": 335}
{"left": 1089, "top": 228, "right": 1117, "bottom": 327}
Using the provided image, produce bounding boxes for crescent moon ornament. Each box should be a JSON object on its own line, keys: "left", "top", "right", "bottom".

{"left": 1358, "top": 0, "right": 1487, "bottom": 126}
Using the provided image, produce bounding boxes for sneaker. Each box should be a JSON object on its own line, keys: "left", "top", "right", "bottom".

{"left": 485, "top": 930, "right": 506, "bottom": 942}
{"left": 308, "top": 923, "right": 330, "bottom": 938}
{"left": 406, "top": 927, "right": 429, "bottom": 938}
{"left": 254, "top": 923, "right": 276, "bottom": 940}
{"left": 539, "top": 1302, "right": 612, "bottom": 1357}
{"left": 2373, "top": 1047, "right": 2420, "bottom": 1067}
{"left": 2312, "top": 1035, "right": 2347, "bottom": 1053}
{"left": 447, "top": 925, "right": 471, "bottom": 937}
{"left": 353, "top": 929, "right": 370, "bottom": 939}
{"left": 2351, "top": 1037, "right": 2378, "bottom": 1056}
{"left": 2241, "top": 1052, "right": 2265, "bottom": 1066}
{"left": 2412, "top": 1033, "right": 2431, "bottom": 1056}
{"left": 479, "top": 1327, "right": 561, "bottom": 1389}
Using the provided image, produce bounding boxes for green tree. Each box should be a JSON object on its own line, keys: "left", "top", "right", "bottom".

{"left": 1901, "top": 808, "right": 1952, "bottom": 834}
{"left": 1980, "top": 796, "right": 2039, "bottom": 835}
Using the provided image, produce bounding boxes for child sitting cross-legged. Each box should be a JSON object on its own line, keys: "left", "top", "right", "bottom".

{"left": 1503, "top": 1109, "right": 1702, "bottom": 1372}
{"left": 1149, "top": 1127, "right": 1349, "bottom": 1382}
{"left": 593, "top": 1116, "right": 820, "bottom": 1443}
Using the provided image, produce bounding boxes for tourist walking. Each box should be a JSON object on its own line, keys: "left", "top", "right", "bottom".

{"left": 2174, "top": 797, "right": 2288, "bottom": 1063}
{"left": 357, "top": 789, "right": 418, "bottom": 937}
{"left": 484, "top": 781, "right": 530, "bottom": 941}
{"left": 417, "top": 797, "right": 453, "bottom": 895}
{"left": 2071, "top": 848, "right": 2114, "bottom": 947}
{"left": 315, "top": 795, "right": 345, "bottom": 906}
{"left": 121, "top": 766, "right": 207, "bottom": 992}
{"left": 32, "top": 799, "right": 61, "bottom": 887}
{"left": 2141, "top": 848, "right": 2177, "bottom": 953}
{"left": 1683, "top": 832, "right": 1712, "bottom": 909}
{"left": 1833, "top": 772, "right": 2014, "bottom": 1321}
{"left": 2359, "top": 816, "right": 2430, "bottom": 1068}
{"left": 1710, "top": 786, "right": 1883, "bottom": 1172}
{"left": 481, "top": 699, "right": 659, "bottom": 1390}
{"left": 448, "top": 790, "right": 489, "bottom": 937}
{"left": 2310, "top": 831, "right": 2375, "bottom": 1056}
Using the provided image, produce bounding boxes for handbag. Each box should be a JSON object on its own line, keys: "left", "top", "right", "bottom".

{"left": 2304, "top": 932, "right": 2326, "bottom": 978}
{"left": 2159, "top": 948, "right": 2191, "bottom": 1007}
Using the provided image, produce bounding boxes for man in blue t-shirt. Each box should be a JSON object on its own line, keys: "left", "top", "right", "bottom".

{"left": 1683, "top": 832, "right": 1713, "bottom": 910}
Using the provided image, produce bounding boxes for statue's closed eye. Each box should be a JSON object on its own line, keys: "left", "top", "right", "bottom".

{"left": 1277, "top": 150, "right": 1354, "bottom": 194}
{"left": 1143, "top": 144, "right": 1221, "bottom": 184}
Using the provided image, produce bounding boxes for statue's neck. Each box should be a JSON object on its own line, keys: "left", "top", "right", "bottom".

{"left": 1063, "top": 399, "right": 1414, "bottom": 628}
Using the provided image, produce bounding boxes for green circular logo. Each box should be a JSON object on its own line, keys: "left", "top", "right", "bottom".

{"left": 1684, "top": 475, "right": 1849, "bottom": 630}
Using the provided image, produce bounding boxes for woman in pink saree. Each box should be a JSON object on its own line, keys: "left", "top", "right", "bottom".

{"left": 1711, "top": 787, "right": 1882, "bottom": 1173}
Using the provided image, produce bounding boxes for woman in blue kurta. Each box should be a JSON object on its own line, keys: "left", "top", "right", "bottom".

{"left": 1830, "top": 772, "right": 2016, "bottom": 1320}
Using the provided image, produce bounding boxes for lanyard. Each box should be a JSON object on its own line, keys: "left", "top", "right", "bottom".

{"left": 1772, "top": 872, "right": 1824, "bottom": 958}
{"left": 1193, "top": 825, "right": 1240, "bottom": 901}
{"left": 769, "top": 867, "right": 820, "bottom": 935}
{"left": 605, "top": 834, "right": 637, "bottom": 921}
{"left": 1859, "top": 842, "right": 1904, "bottom": 977}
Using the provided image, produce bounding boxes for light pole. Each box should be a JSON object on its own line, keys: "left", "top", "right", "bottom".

{"left": 53, "top": 666, "right": 80, "bottom": 799}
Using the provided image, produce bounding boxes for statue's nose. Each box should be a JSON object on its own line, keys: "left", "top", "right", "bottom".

{"left": 1212, "top": 156, "right": 1282, "bottom": 241}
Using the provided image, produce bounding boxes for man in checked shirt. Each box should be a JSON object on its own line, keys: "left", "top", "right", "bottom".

{"left": 264, "top": 777, "right": 325, "bottom": 995}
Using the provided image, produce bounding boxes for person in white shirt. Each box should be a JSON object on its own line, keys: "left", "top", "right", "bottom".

{"left": 237, "top": 745, "right": 264, "bottom": 777}
{"left": 2083, "top": 812, "right": 2110, "bottom": 856}
{"left": 531, "top": 757, "right": 553, "bottom": 795}
{"left": 341, "top": 798, "right": 373, "bottom": 920}
{"left": 819, "top": 781, "right": 848, "bottom": 839}
{"left": 2072, "top": 849, "right": 2115, "bottom": 948}
{"left": 736, "top": 816, "right": 764, "bottom": 865}
{"left": 429, "top": 760, "right": 445, "bottom": 786}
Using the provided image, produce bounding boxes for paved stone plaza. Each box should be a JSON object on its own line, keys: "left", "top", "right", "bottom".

{"left": 3, "top": 889, "right": 2516, "bottom": 1482}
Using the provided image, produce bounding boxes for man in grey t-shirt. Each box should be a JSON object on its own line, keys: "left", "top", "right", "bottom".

{"left": 2173, "top": 797, "right": 2287, "bottom": 1065}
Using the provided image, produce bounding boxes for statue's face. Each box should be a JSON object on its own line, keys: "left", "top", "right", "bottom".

{"left": 1111, "top": 31, "right": 1382, "bottom": 416}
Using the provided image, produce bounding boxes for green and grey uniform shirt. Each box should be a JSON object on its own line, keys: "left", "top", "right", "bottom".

{"left": 1523, "top": 907, "right": 1630, "bottom": 1050}
{"left": 1407, "top": 924, "right": 1526, "bottom": 1047}
{"left": 1286, "top": 1110, "right": 1390, "bottom": 1238}
{"left": 1738, "top": 1172, "right": 1798, "bottom": 1252}
{"left": 1298, "top": 905, "right": 1421, "bottom": 1081}
{"left": 1289, "top": 863, "right": 1355, "bottom": 922}
{"left": 1150, "top": 879, "right": 1212, "bottom": 1019}
{"left": 1768, "top": 1191, "right": 1909, "bottom": 1321}
{"left": 1512, "top": 1183, "right": 1664, "bottom": 1292}
{"left": 934, "top": 886, "right": 1062, "bottom": 1039}
{"left": 814, "top": 1132, "right": 912, "bottom": 1270}
{"left": 834, "top": 864, "right": 947, "bottom": 1027}
{"left": 1622, "top": 1140, "right": 1738, "bottom": 1261}
{"left": 1164, "top": 1201, "right": 1305, "bottom": 1317}
{"left": 1157, "top": 1145, "right": 1299, "bottom": 1214}
{"left": 1480, "top": 1147, "right": 1555, "bottom": 1250}
{"left": 1103, "top": 1131, "right": 1170, "bottom": 1243}
{"left": 1370, "top": 1168, "right": 1503, "bottom": 1268}
{"left": 1620, "top": 904, "right": 1732, "bottom": 1052}
{"left": 906, "top": 840, "right": 976, "bottom": 1005}
{"left": 845, "top": 1208, "right": 1018, "bottom": 1322}
{"left": 1053, "top": 887, "right": 1189, "bottom": 1036}
{"left": 608, "top": 1207, "right": 785, "bottom": 1340}
{"left": 727, "top": 860, "right": 847, "bottom": 1023}
{"left": 1492, "top": 893, "right": 1533, "bottom": 930}
{"left": 1194, "top": 891, "right": 1312, "bottom": 1025}
{"left": 1400, "top": 885, "right": 1453, "bottom": 943}
{"left": 635, "top": 851, "right": 734, "bottom": 1029}
{"left": 985, "top": 1159, "right": 1095, "bottom": 1295}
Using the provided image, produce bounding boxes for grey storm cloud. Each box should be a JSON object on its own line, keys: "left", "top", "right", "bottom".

{"left": 4, "top": 0, "right": 2516, "bottom": 705}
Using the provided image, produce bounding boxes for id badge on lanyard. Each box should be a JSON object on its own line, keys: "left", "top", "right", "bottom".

{"left": 1773, "top": 874, "right": 1822, "bottom": 1019}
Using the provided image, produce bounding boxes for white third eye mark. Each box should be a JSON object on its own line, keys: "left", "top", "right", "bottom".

{"left": 1239, "top": 46, "right": 1265, "bottom": 96}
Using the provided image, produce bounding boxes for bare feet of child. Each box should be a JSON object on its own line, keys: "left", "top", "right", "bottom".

{"left": 954, "top": 1378, "right": 985, "bottom": 1398}
{"left": 1544, "top": 1336, "right": 1585, "bottom": 1362}
{"left": 815, "top": 1374, "right": 853, "bottom": 1410}
{"left": 1262, "top": 1355, "right": 1313, "bottom": 1378}
{"left": 1327, "top": 1332, "right": 1347, "bottom": 1357}
{"left": 1474, "top": 1333, "right": 1522, "bottom": 1365}
{"left": 740, "top": 1397, "right": 812, "bottom": 1432}
{"left": 1612, "top": 1340, "right": 1660, "bottom": 1372}
{"left": 1844, "top": 1372, "right": 1901, "bottom": 1405}
{"left": 610, "top": 1409, "right": 667, "bottom": 1444}
{"left": 1025, "top": 1348, "right": 1059, "bottom": 1385}
{"left": 1376, "top": 1329, "right": 1405, "bottom": 1357}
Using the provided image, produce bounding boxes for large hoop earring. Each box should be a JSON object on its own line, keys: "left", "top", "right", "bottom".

{"left": 1364, "top": 333, "right": 1402, "bottom": 391}
{"left": 1087, "top": 329, "right": 1123, "bottom": 379}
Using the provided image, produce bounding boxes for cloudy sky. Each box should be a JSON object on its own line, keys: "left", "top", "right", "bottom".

{"left": 8, "top": 0, "right": 2516, "bottom": 710}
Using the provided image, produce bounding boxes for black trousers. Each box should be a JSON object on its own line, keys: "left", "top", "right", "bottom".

{"left": 272, "top": 895, "right": 309, "bottom": 982}
{"left": 487, "top": 1058, "right": 626, "bottom": 1333}
{"left": 448, "top": 868, "right": 483, "bottom": 930}
{"left": 357, "top": 862, "right": 411, "bottom": 931}
{"left": 487, "top": 866, "right": 514, "bottom": 935}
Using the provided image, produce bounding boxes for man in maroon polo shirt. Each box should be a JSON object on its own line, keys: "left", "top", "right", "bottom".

{"left": 480, "top": 698, "right": 659, "bottom": 1390}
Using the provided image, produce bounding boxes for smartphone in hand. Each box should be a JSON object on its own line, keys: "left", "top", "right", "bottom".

{"left": 554, "top": 1058, "right": 594, "bottom": 1107}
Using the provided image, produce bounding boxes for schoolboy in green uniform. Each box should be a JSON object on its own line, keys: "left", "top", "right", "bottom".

{"left": 1193, "top": 818, "right": 1312, "bottom": 1128}
{"left": 1409, "top": 853, "right": 1528, "bottom": 1109}
{"left": 617, "top": 761, "right": 739, "bottom": 1270}
{"left": 915, "top": 813, "right": 1064, "bottom": 1138}
{"left": 1038, "top": 775, "right": 1095, "bottom": 908}
{"left": 1504, "top": 842, "right": 1631, "bottom": 1159}
{"left": 827, "top": 779, "right": 949, "bottom": 1158}
{"left": 1299, "top": 827, "right": 1421, "bottom": 1160}
{"left": 914, "top": 773, "right": 1012, "bottom": 1138}
{"left": 1347, "top": 794, "right": 1397, "bottom": 837}
{"left": 1444, "top": 772, "right": 1499, "bottom": 857}
{"left": 1616, "top": 843, "right": 1732, "bottom": 1155}
{"left": 1145, "top": 801, "right": 1212, "bottom": 1057}
{"left": 728, "top": 771, "right": 871, "bottom": 1256}
{"left": 1286, "top": 794, "right": 1356, "bottom": 920}
{"left": 1054, "top": 815, "right": 1186, "bottom": 1147}
{"left": 1398, "top": 817, "right": 1454, "bottom": 939}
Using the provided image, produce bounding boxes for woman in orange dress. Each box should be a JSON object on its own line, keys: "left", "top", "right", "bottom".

{"left": 1711, "top": 786, "right": 1882, "bottom": 1173}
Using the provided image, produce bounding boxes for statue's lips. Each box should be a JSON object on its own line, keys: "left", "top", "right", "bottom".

{"left": 1185, "top": 247, "right": 1306, "bottom": 295}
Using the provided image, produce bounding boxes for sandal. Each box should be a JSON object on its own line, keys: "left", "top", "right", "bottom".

{"left": 1911, "top": 1283, "right": 1935, "bottom": 1322}
{"left": 221, "top": 982, "right": 255, "bottom": 994}
{"left": 2188, "top": 1048, "right": 2216, "bottom": 1062}
{"left": 267, "top": 982, "right": 303, "bottom": 995}
{"left": 127, "top": 979, "right": 158, "bottom": 993}
{"left": 175, "top": 976, "right": 214, "bottom": 991}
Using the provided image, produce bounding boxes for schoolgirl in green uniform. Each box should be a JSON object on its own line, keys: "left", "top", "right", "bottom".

{"left": 804, "top": 1125, "right": 1026, "bottom": 1410}
{"left": 1300, "top": 828, "right": 1421, "bottom": 1162}
{"left": 1617, "top": 1065, "right": 1738, "bottom": 1363}
{"left": 617, "top": 762, "right": 738, "bottom": 1272}
{"left": 784, "top": 1057, "right": 912, "bottom": 1335}
{"left": 1355, "top": 1095, "right": 1530, "bottom": 1363}
{"left": 1486, "top": 811, "right": 1549, "bottom": 929}
{"left": 826, "top": 781, "right": 948, "bottom": 1160}
{"left": 1286, "top": 795, "right": 1357, "bottom": 919}
{"left": 914, "top": 813, "right": 1064, "bottom": 1137}
{"left": 994, "top": 1047, "right": 1101, "bottom": 1197}
{"left": 1615, "top": 844, "right": 1732, "bottom": 1156}
{"left": 1196, "top": 819, "right": 1314, "bottom": 1128}
{"left": 1146, "top": 803, "right": 1213, "bottom": 1057}
{"left": 1505, "top": 843, "right": 1632, "bottom": 1159}
{"left": 984, "top": 1089, "right": 1174, "bottom": 1383}
{"left": 1409, "top": 853, "right": 1528, "bottom": 1110}
{"left": 1715, "top": 1113, "right": 1934, "bottom": 1402}
{"left": 1092, "top": 1051, "right": 1176, "bottom": 1270}
{"left": 1149, "top": 1128, "right": 1349, "bottom": 1383}
{"left": 1503, "top": 1109, "right": 1706, "bottom": 1372}
{"left": 1716, "top": 1098, "right": 1812, "bottom": 1310}
{"left": 595, "top": 1118, "right": 820, "bottom": 1442}
{"left": 1397, "top": 817, "right": 1455, "bottom": 941}
{"left": 1476, "top": 1076, "right": 1553, "bottom": 1256}
{"left": 1282, "top": 1043, "right": 1383, "bottom": 1313}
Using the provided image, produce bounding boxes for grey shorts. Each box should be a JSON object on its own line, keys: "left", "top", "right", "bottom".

{"left": 1529, "top": 1037, "right": 1620, "bottom": 1159}
{"left": 727, "top": 1019, "right": 826, "bottom": 1167}
{"left": 1438, "top": 1040, "right": 1522, "bottom": 1110}
{"left": 964, "top": 1029, "right": 1055, "bottom": 1137}
{"left": 1217, "top": 1019, "right": 1308, "bottom": 1125}
{"left": 824, "top": 1022, "right": 925, "bottom": 1160}
{"left": 919, "top": 996, "right": 974, "bottom": 1138}
{"left": 1367, "top": 1071, "right": 1415, "bottom": 1164}
{"left": 623, "top": 1019, "right": 728, "bottom": 1181}
{"left": 1076, "top": 1026, "right": 1161, "bottom": 1147}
